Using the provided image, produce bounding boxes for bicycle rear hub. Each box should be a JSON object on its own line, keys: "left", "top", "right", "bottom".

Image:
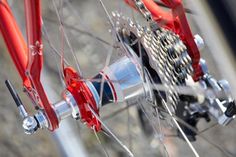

{"left": 47, "top": 56, "right": 148, "bottom": 132}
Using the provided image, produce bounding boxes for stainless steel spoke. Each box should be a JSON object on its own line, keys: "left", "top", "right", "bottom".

{"left": 51, "top": 0, "right": 83, "bottom": 76}
{"left": 126, "top": 103, "right": 133, "bottom": 153}
{"left": 42, "top": 24, "right": 70, "bottom": 65}
{"left": 162, "top": 99, "right": 199, "bottom": 157}
{"left": 151, "top": 81, "right": 200, "bottom": 157}
{"left": 138, "top": 40, "right": 146, "bottom": 82}
{"left": 87, "top": 105, "right": 134, "bottom": 157}
{"left": 42, "top": 23, "right": 67, "bottom": 87}
{"left": 148, "top": 82, "right": 226, "bottom": 99}
{"left": 44, "top": 17, "right": 114, "bottom": 48}
{"left": 58, "top": 0, "right": 66, "bottom": 76}
{"left": 96, "top": 0, "right": 136, "bottom": 58}
{"left": 93, "top": 126, "right": 110, "bottom": 157}
{"left": 103, "top": 103, "right": 137, "bottom": 120}
{"left": 64, "top": 0, "right": 115, "bottom": 47}
{"left": 143, "top": 68, "right": 170, "bottom": 157}
{"left": 99, "top": 41, "right": 114, "bottom": 107}
{"left": 149, "top": 100, "right": 234, "bottom": 157}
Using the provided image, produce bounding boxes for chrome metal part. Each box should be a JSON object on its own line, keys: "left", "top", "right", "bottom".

{"left": 199, "top": 59, "right": 208, "bottom": 74}
{"left": 18, "top": 104, "right": 28, "bottom": 119}
{"left": 218, "top": 80, "right": 233, "bottom": 101}
{"left": 205, "top": 80, "right": 235, "bottom": 126}
{"left": 22, "top": 116, "right": 39, "bottom": 134}
{"left": 194, "top": 34, "right": 205, "bottom": 50}
{"left": 21, "top": 91, "right": 80, "bottom": 134}
{"left": 34, "top": 110, "right": 49, "bottom": 129}
{"left": 5, "top": 80, "right": 41, "bottom": 134}
{"left": 218, "top": 114, "right": 233, "bottom": 126}
{"left": 53, "top": 100, "right": 72, "bottom": 121}
{"left": 21, "top": 110, "right": 49, "bottom": 134}
{"left": 33, "top": 90, "right": 79, "bottom": 130}
{"left": 62, "top": 90, "right": 80, "bottom": 119}
{"left": 27, "top": 91, "right": 80, "bottom": 133}
{"left": 103, "top": 56, "right": 146, "bottom": 103}
{"left": 199, "top": 60, "right": 235, "bottom": 125}
{"left": 134, "top": 0, "right": 153, "bottom": 22}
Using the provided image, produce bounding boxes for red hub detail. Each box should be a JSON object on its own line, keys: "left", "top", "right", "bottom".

{"left": 64, "top": 67, "right": 101, "bottom": 131}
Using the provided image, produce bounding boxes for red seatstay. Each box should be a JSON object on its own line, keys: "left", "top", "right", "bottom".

{"left": 0, "top": 0, "right": 58, "bottom": 130}
{"left": 125, "top": 0, "right": 203, "bottom": 81}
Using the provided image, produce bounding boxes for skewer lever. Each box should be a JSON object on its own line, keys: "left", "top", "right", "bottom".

{"left": 5, "top": 80, "right": 39, "bottom": 134}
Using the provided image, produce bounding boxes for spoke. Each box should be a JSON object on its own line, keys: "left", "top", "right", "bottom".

{"left": 137, "top": 38, "right": 147, "bottom": 83}
{"left": 151, "top": 83, "right": 199, "bottom": 156}
{"left": 93, "top": 126, "right": 110, "bottom": 157}
{"left": 143, "top": 69, "right": 171, "bottom": 157}
{"left": 63, "top": 0, "right": 117, "bottom": 48}
{"left": 87, "top": 105, "right": 134, "bottom": 157}
{"left": 161, "top": 99, "right": 200, "bottom": 157}
{"left": 51, "top": 0, "right": 83, "bottom": 76}
{"left": 42, "top": 23, "right": 67, "bottom": 87}
{"left": 103, "top": 103, "right": 136, "bottom": 120}
{"left": 99, "top": 41, "right": 114, "bottom": 107}
{"left": 144, "top": 68, "right": 200, "bottom": 157}
{"left": 128, "top": 5, "right": 146, "bottom": 83}
{"left": 96, "top": 0, "right": 137, "bottom": 59}
{"left": 138, "top": 100, "right": 160, "bottom": 137}
{"left": 152, "top": 104, "right": 234, "bottom": 157}
{"left": 96, "top": 0, "right": 115, "bottom": 28}
{"left": 42, "top": 23, "right": 70, "bottom": 65}
{"left": 138, "top": 102, "right": 170, "bottom": 157}
{"left": 174, "top": 115, "right": 234, "bottom": 157}
{"left": 58, "top": 0, "right": 66, "bottom": 78}
{"left": 44, "top": 17, "right": 114, "bottom": 47}
{"left": 126, "top": 103, "right": 133, "bottom": 152}
{"left": 148, "top": 82, "right": 226, "bottom": 99}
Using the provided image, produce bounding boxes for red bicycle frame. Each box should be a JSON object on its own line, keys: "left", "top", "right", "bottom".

{"left": 0, "top": 0, "right": 203, "bottom": 132}
{"left": 0, "top": 0, "right": 58, "bottom": 130}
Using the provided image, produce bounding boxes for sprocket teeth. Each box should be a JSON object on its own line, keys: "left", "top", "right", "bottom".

{"left": 111, "top": 12, "right": 194, "bottom": 112}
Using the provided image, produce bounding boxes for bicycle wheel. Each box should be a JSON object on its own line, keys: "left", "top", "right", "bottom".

{"left": 4, "top": 0, "right": 236, "bottom": 157}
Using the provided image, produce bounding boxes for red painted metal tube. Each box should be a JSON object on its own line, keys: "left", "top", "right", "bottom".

{"left": 0, "top": 0, "right": 28, "bottom": 81}
{"left": 24, "top": 0, "right": 58, "bottom": 130}
{"left": 0, "top": 0, "right": 59, "bottom": 131}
